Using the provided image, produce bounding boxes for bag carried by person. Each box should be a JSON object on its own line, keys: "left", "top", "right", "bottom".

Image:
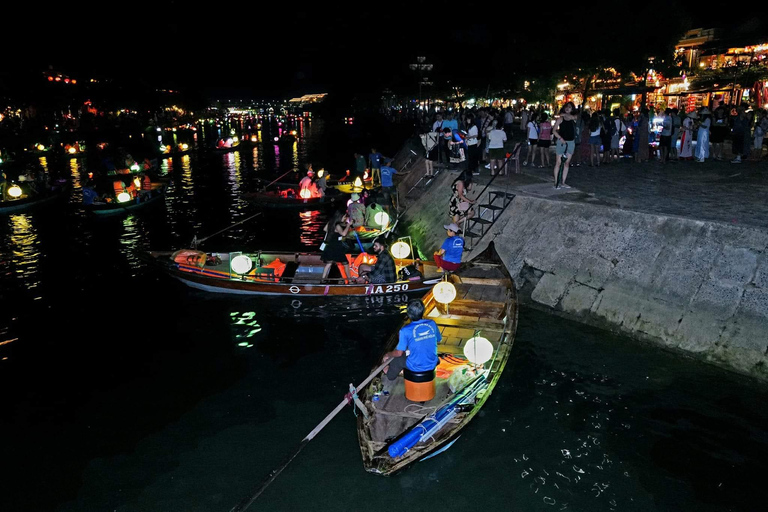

{"left": 398, "top": 264, "right": 423, "bottom": 281}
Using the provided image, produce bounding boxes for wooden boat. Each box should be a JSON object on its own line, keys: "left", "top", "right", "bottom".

{"left": 356, "top": 241, "right": 518, "bottom": 475}
{"left": 0, "top": 180, "right": 70, "bottom": 215}
{"left": 211, "top": 139, "right": 241, "bottom": 153}
{"left": 85, "top": 182, "right": 168, "bottom": 216}
{"left": 144, "top": 249, "right": 442, "bottom": 297}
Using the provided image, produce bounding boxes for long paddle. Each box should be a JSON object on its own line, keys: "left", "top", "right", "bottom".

{"left": 262, "top": 168, "right": 298, "bottom": 190}
{"left": 229, "top": 360, "right": 390, "bottom": 512}
{"left": 191, "top": 212, "right": 262, "bottom": 249}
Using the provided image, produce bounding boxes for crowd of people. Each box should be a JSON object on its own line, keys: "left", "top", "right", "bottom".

{"left": 422, "top": 100, "right": 768, "bottom": 191}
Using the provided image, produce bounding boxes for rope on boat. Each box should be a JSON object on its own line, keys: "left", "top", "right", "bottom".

{"left": 191, "top": 212, "right": 262, "bottom": 248}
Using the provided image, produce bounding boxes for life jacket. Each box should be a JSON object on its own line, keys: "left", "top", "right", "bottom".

{"left": 254, "top": 258, "right": 286, "bottom": 282}
{"left": 113, "top": 180, "right": 126, "bottom": 196}
{"left": 141, "top": 175, "right": 152, "bottom": 190}
{"left": 346, "top": 252, "right": 377, "bottom": 278}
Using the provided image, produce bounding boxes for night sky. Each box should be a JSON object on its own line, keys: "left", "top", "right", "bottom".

{"left": 3, "top": 2, "right": 764, "bottom": 100}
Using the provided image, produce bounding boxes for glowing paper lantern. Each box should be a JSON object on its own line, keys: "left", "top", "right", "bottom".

{"left": 317, "top": 169, "right": 325, "bottom": 178}
{"left": 133, "top": 177, "right": 141, "bottom": 189}
{"left": 231, "top": 255, "right": 253, "bottom": 275}
{"left": 68, "top": 147, "right": 77, "bottom": 154}
{"left": 160, "top": 144, "right": 169, "bottom": 153}
{"left": 391, "top": 241, "right": 410, "bottom": 259}
{"left": 374, "top": 211, "right": 390, "bottom": 227}
{"left": 274, "top": 136, "right": 279, "bottom": 142}
{"left": 299, "top": 188, "right": 312, "bottom": 199}
{"left": 181, "top": 143, "right": 189, "bottom": 150}
{"left": 130, "top": 163, "right": 139, "bottom": 172}
{"left": 117, "top": 192, "right": 131, "bottom": 203}
{"left": 463, "top": 336, "right": 494, "bottom": 365}
{"left": 433, "top": 281, "right": 457, "bottom": 304}
{"left": 7, "top": 184, "right": 22, "bottom": 198}
{"left": 37, "top": 144, "right": 45, "bottom": 151}
{"left": 353, "top": 177, "right": 363, "bottom": 188}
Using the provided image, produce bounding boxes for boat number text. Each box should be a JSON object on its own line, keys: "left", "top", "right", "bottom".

{"left": 369, "top": 283, "right": 409, "bottom": 294}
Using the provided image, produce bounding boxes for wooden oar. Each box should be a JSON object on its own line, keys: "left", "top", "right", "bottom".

{"left": 228, "top": 360, "right": 390, "bottom": 512}
{"left": 262, "top": 169, "right": 298, "bottom": 190}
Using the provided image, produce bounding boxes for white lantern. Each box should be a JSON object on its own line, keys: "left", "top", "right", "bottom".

{"left": 391, "top": 241, "right": 410, "bottom": 259}
{"left": 7, "top": 184, "right": 22, "bottom": 198}
{"left": 117, "top": 192, "right": 131, "bottom": 203}
{"left": 353, "top": 177, "right": 362, "bottom": 188}
{"left": 231, "top": 254, "right": 253, "bottom": 274}
{"left": 374, "top": 211, "right": 390, "bottom": 227}
{"left": 433, "top": 281, "right": 456, "bottom": 304}
{"left": 130, "top": 163, "right": 139, "bottom": 172}
{"left": 463, "top": 336, "right": 494, "bottom": 365}
{"left": 299, "top": 188, "right": 312, "bottom": 199}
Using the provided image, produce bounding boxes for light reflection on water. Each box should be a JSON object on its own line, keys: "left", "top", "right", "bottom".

{"left": 7, "top": 214, "right": 40, "bottom": 292}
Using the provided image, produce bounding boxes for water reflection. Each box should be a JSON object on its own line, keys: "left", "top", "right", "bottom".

{"left": 299, "top": 210, "right": 324, "bottom": 248}
{"left": 7, "top": 214, "right": 41, "bottom": 291}
{"left": 120, "top": 215, "right": 143, "bottom": 274}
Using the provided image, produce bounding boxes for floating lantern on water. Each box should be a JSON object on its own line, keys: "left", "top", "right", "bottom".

{"left": 160, "top": 144, "right": 169, "bottom": 153}
{"left": 7, "top": 184, "right": 22, "bottom": 198}
{"left": 432, "top": 281, "right": 457, "bottom": 304}
{"left": 117, "top": 192, "right": 131, "bottom": 203}
{"left": 463, "top": 336, "right": 494, "bottom": 365}
{"left": 374, "top": 211, "right": 390, "bottom": 227}
{"left": 231, "top": 255, "right": 253, "bottom": 274}
{"left": 391, "top": 241, "right": 410, "bottom": 259}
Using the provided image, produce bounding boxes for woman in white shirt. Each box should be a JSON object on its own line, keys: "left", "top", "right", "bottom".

{"left": 487, "top": 122, "right": 508, "bottom": 176}
{"left": 465, "top": 113, "right": 480, "bottom": 175}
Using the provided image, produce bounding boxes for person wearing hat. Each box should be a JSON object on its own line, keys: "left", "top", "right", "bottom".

{"left": 299, "top": 167, "right": 318, "bottom": 197}
{"left": 695, "top": 107, "right": 712, "bottom": 163}
{"left": 433, "top": 223, "right": 465, "bottom": 272}
{"left": 347, "top": 192, "right": 366, "bottom": 228}
{"left": 357, "top": 236, "right": 397, "bottom": 284}
{"left": 680, "top": 110, "right": 697, "bottom": 160}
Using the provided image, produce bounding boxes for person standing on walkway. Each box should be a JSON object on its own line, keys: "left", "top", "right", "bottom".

{"left": 670, "top": 108, "right": 682, "bottom": 160}
{"left": 552, "top": 102, "right": 578, "bottom": 189}
{"left": 731, "top": 105, "right": 749, "bottom": 164}
{"left": 465, "top": 113, "right": 480, "bottom": 176}
{"left": 659, "top": 108, "right": 673, "bottom": 164}
{"left": 487, "top": 121, "right": 508, "bottom": 176}
{"left": 711, "top": 101, "right": 728, "bottom": 161}
{"left": 576, "top": 110, "right": 592, "bottom": 166}
{"left": 695, "top": 108, "right": 712, "bottom": 163}
{"left": 503, "top": 107, "right": 515, "bottom": 139}
{"left": 588, "top": 113, "right": 603, "bottom": 167}
{"left": 752, "top": 109, "right": 768, "bottom": 160}
{"left": 523, "top": 114, "right": 539, "bottom": 167}
{"left": 537, "top": 113, "right": 553, "bottom": 168}
{"left": 679, "top": 110, "right": 696, "bottom": 160}
{"left": 635, "top": 108, "right": 650, "bottom": 163}
{"left": 609, "top": 108, "right": 623, "bottom": 162}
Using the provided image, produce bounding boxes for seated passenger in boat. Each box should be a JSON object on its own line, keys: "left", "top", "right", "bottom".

{"left": 82, "top": 180, "right": 104, "bottom": 205}
{"left": 434, "top": 223, "right": 464, "bottom": 272}
{"left": 358, "top": 237, "right": 396, "bottom": 284}
{"left": 347, "top": 193, "right": 366, "bottom": 227}
{"left": 381, "top": 299, "right": 441, "bottom": 394}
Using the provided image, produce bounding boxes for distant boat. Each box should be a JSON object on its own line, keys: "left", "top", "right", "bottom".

{"left": 356, "top": 242, "right": 518, "bottom": 475}
{"left": 84, "top": 182, "right": 168, "bottom": 216}
{"left": 211, "top": 138, "right": 241, "bottom": 153}
{"left": 0, "top": 179, "right": 70, "bottom": 215}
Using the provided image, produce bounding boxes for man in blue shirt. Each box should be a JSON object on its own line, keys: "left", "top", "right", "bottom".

{"left": 433, "top": 223, "right": 464, "bottom": 272}
{"left": 379, "top": 160, "right": 397, "bottom": 210}
{"left": 381, "top": 299, "right": 441, "bottom": 393}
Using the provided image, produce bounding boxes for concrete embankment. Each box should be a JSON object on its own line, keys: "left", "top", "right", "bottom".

{"left": 392, "top": 151, "right": 768, "bottom": 382}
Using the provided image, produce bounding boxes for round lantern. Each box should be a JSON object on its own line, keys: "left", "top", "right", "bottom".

{"left": 299, "top": 188, "right": 312, "bottom": 199}
{"left": 463, "top": 336, "right": 494, "bottom": 365}
{"left": 353, "top": 177, "right": 363, "bottom": 188}
{"left": 433, "top": 281, "right": 457, "bottom": 304}
{"left": 68, "top": 147, "right": 77, "bottom": 154}
{"left": 231, "top": 255, "right": 253, "bottom": 275}
{"left": 7, "top": 184, "right": 22, "bottom": 198}
{"left": 374, "top": 211, "right": 390, "bottom": 227}
{"left": 117, "top": 192, "right": 131, "bottom": 203}
{"left": 391, "top": 241, "right": 410, "bottom": 259}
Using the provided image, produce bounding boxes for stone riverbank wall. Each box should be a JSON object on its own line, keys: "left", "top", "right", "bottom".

{"left": 393, "top": 160, "right": 768, "bottom": 382}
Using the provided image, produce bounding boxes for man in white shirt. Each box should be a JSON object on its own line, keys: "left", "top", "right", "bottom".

{"left": 432, "top": 114, "right": 443, "bottom": 133}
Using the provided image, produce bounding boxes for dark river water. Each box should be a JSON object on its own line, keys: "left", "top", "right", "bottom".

{"left": 1, "top": 113, "right": 767, "bottom": 512}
